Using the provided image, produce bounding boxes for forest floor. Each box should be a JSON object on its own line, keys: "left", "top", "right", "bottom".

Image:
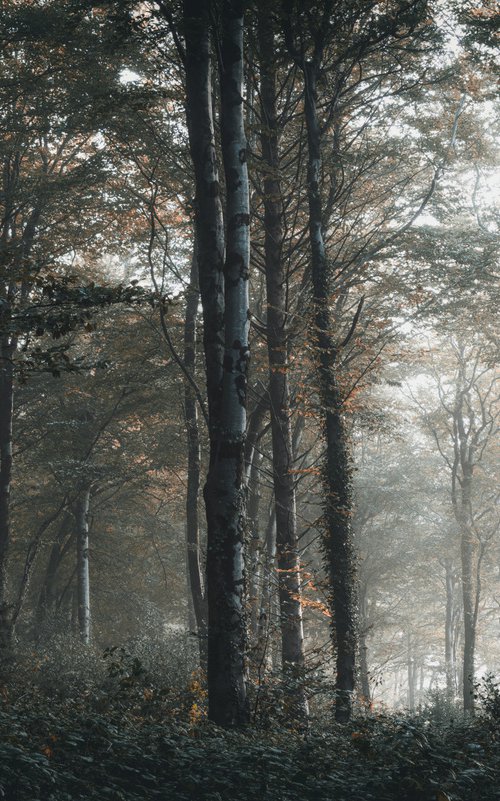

{"left": 0, "top": 645, "right": 499, "bottom": 801}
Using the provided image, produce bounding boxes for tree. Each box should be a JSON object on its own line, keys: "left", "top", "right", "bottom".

{"left": 75, "top": 488, "right": 91, "bottom": 645}
{"left": 179, "top": 0, "right": 250, "bottom": 726}
{"left": 182, "top": 247, "right": 208, "bottom": 667}
{"left": 278, "top": 0, "right": 455, "bottom": 721}
{"left": 419, "top": 338, "right": 499, "bottom": 712}
{"left": 256, "top": 2, "right": 307, "bottom": 719}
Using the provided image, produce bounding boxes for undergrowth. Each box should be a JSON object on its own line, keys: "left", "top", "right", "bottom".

{"left": 0, "top": 638, "right": 498, "bottom": 801}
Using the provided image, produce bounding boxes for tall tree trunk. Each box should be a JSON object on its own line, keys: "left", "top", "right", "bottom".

{"left": 256, "top": 504, "right": 277, "bottom": 672}
{"left": 303, "top": 61, "right": 357, "bottom": 723}
{"left": 75, "top": 488, "right": 91, "bottom": 646}
{"left": 0, "top": 338, "right": 14, "bottom": 661}
{"left": 451, "top": 384, "right": 477, "bottom": 715}
{"left": 359, "top": 637, "right": 370, "bottom": 705}
{"left": 453, "top": 605, "right": 461, "bottom": 692}
{"left": 204, "top": 0, "right": 250, "bottom": 727}
{"left": 407, "top": 632, "right": 415, "bottom": 711}
{"left": 247, "top": 446, "right": 263, "bottom": 639}
{"left": 244, "top": 390, "right": 270, "bottom": 641}
{"left": 182, "top": 0, "right": 249, "bottom": 727}
{"left": 444, "top": 560, "right": 457, "bottom": 700}
{"left": 358, "top": 588, "right": 371, "bottom": 704}
{"left": 459, "top": 474, "right": 476, "bottom": 714}
{"left": 258, "top": 10, "right": 307, "bottom": 719}
{"left": 183, "top": 244, "right": 208, "bottom": 669}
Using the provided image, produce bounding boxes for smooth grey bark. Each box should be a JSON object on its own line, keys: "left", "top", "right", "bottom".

{"left": 182, "top": 0, "right": 225, "bottom": 430}
{"left": 204, "top": 0, "right": 250, "bottom": 727}
{"left": 456, "top": 468, "right": 476, "bottom": 713}
{"left": 256, "top": 504, "right": 277, "bottom": 672}
{"left": 247, "top": 446, "right": 263, "bottom": 638}
{"left": 182, "top": 0, "right": 249, "bottom": 727}
{"left": 444, "top": 560, "right": 458, "bottom": 700}
{"left": 183, "top": 245, "right": 208, "bottom": 668}
{"left": 243, "top": 390, "right": 269, "bottom": 639}
{"left": 258, "top": 9, "right": 307, "bottom": 719}
{"left": 75, "top": 488, "right": 91, "bottom": 645}
{"left": 407, "top": 633, "right": 415, "bottom": 711}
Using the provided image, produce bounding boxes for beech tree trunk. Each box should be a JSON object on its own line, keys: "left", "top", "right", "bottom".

{"left": 450, "top": 377, "right": 479, "bottom": 715}
{"left": 244, "top": 390, "right": 269, "bottom": 640}
{"left": 182, "top": 0, "right": 249, "bottom": 727}
{"left": 256, "top": 502, "right": 277, "bottom": 671}
{"left": 444, "top": 560, "right": 457, "bottom": 700}
{"left": 76, "top": 488, "right": 91, "bottom": 645}
{"left": 458, "top": 472, "right": 476, "bottom": 714}
{"left": 407, "top": 633, "right": 415, "bottom": 711}
{"left": 303, "top": 61, "right": 357, "bottom": 723}
{"left": 258, "top": 10, "right": 307, "bottom": 720}
{"left": 247, "top": 446, "right": 263, "bottom": 638}
{"left": 183, "top": 245, "right": 208, "bottom": 668}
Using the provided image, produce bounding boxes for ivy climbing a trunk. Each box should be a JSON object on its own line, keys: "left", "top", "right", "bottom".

{"left": 258, "top": 5, "right": 308, "bottom": 721}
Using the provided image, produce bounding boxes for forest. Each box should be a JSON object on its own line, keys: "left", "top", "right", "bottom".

{"left": 0, "top": 0, "right": 499, "bottom": 799}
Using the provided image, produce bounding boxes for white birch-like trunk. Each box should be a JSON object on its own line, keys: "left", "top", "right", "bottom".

{"left": 182, "top": 0, "right": 249, "bottom": 726}
{"left": 203, "top": 0, "right": 250, "bottom": 727}
{"left": 76, "top": 488, "right": 91, "bottom": 646}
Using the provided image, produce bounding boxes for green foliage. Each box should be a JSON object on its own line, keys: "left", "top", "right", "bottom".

{"left": 0, "top": 646, "right": 499, "bottom": 801}
{"left": 475, "top": 674, "right": 500, "bottom": 725}
{"left": 3, "top": 277, "right": 156, "bottom": 377}
{"left": 420, "top": 688, "right": 462, "bottom": 725}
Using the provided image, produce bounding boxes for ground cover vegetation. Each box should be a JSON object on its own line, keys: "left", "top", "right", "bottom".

{"left": 0, "top": 0, "right": 499, "bottom": 798}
